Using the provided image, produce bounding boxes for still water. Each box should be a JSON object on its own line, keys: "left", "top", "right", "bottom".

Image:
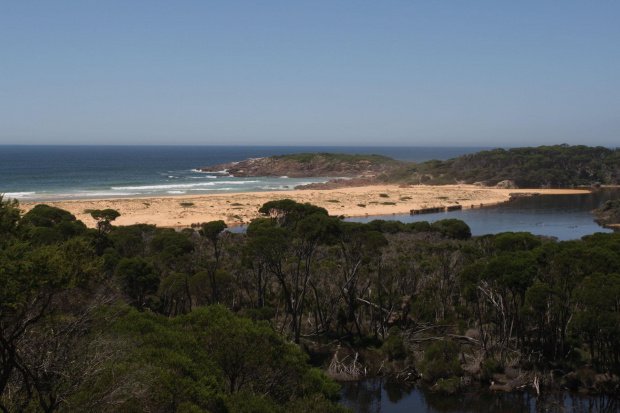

{"left": 347, "top": 188, "right": 618, "bottom": 241}
{"left": 340, "top": 379, "right": 618, "bottom": 413}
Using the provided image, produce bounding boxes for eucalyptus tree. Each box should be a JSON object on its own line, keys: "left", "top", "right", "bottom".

{"left": 246, "top": 200, "right": 339, "bottom": 343}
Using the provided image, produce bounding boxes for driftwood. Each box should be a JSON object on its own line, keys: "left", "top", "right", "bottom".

{"left": 327, "top": 350, "right": 365, "bottom": 382}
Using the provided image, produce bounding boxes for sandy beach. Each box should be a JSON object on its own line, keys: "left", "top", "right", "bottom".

{"left": 19, "top": 185, "right": 591, "bottom": 229}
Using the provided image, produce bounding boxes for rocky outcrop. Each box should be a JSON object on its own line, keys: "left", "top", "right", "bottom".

{"left": 198, "top": 153, "right": 409, "bottom": 178}
{"left": 496, "top": 180, "right": 517, "bottom": 189}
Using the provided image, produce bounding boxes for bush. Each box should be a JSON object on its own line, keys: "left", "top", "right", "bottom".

{"left": 421, "top": 339, "right": 462, "bottom": 382}
{"left": 435, "top": 376, "right": 462, "bottom": 394}
{"left": 480, "top": 358, "right": 502, "bottom": 383}
{"left": 430, "top": 219, "right": 471, "bottom": 240}
{"left": 382, "top": 327, "right": 407, "bottom": 361}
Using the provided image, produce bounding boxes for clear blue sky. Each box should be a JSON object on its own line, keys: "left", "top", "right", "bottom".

{"left": 1, "top": 1, "right": 619, "bottom": 146}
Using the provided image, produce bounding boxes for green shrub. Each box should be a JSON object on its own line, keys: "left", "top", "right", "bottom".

{"left": 435, "top": 376, "right": 462, "bottom": 394}
{"left": 382, "top": 327, "right": 407, "bottom": 361}
{"left": 421, "top": 339, "right": 462, "bottom": 382}
{"left": 480, "top": 358, "right": 502, "bottom": 382}
{"left": 430, "top": 219, "right": 471, "bottom": 240}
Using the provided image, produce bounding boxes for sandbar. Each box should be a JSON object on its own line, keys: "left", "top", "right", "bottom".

{"left": 19, "top": 185, "right": 591, "bottom": 229}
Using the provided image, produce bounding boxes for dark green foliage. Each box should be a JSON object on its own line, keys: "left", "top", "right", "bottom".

{"left": 258, "top": 198, "right": 328, "bottom": 229}
{"left": 115, "top": 257, "right": 159, "bottom": 310}
{"left": 0, "top": 195, "right": 20, "bottom": 241}
{"left": 366, "top": 219, "right": 408, "bottom": 234}
{"left": 382, "top": 327, "right": 407, "bottom": 360}
{"left": 494, "top": 231, "right": 542, "bottom": 253}
{"left": 480, "top": 358, "right": 502, "bottom": 383}
{"left": 431, "top": 219, "right": 472, "bottom": 240}
{"left": 199, "top": 220, "right": 227, "bottom": 241}
{"left": 421, "top": 339, "right": 462, "bottom": 382}
{"left": 20, "top": 204, "right": 78, "bottom": 228}
{"left": 19, "top": 203, "right": 87, "bottom": 244}
{"left": 150, "top": 231, "right": 194, "bottom": 263}
{"left": 273, "top": 152, "right": 401, "bottom": 165}
{"left": 384, "top": 144, "right": 620, "bottom": 187}
{"left": 90, "top": 305, "right": 344, "bottom": 412}
{"left": 407, "top": 220, "right": 432, "bottom": 233}
{"left": 109, "top": 223, "right": 157, "bottom": 258}
{"left": 89, "top": 208, "right": 120, "bottom": 233}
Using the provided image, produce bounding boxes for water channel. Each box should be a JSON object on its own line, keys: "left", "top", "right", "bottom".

{"left": 346, "top": 188, "right": 618, "bottom": 241}
{"left": 340, "top": 379, "right": 618, "bottom": 413}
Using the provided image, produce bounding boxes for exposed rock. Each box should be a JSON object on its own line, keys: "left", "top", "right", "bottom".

{"left": 496, "top": 180, "right": 517, "bottom": 189}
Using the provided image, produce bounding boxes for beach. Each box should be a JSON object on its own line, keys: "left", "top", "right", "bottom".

{"left": 19, "top": 185, "right": 591, "bottom": 229}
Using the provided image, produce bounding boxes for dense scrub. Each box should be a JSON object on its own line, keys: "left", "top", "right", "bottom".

{"left": 383, "top": 144, "right": 620, "bottom": 187}
{"left": 593, "top": 199, "right": 620, "bottom": 227}
{"left": 2, "top": 195, "right": 620, "bottom": 411}
{"left": 272, "top": 153, "right": 403, "bottom": 165}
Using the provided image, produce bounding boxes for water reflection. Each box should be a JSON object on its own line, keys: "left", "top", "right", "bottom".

{"left": 347, "top": 188, "right": 619, "bottom": 241}
{"left": 340, "top": 379, "right": 618, "bottom": 412}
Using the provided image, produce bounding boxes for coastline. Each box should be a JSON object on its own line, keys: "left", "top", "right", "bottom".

{"left": 19, "top": 185, "right": 591, "bottom": 229}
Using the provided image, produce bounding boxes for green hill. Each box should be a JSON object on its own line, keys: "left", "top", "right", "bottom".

{"left": 383, "top": 144, "right": 620, "bottom": 188}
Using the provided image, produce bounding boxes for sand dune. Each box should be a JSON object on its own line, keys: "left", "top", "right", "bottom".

{"left": 19, "top": 185, "right": 590, "bottom": 229}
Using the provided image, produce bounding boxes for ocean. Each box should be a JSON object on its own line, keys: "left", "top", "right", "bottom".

{"left": 0, "top": 145, "right": 490, "bottom": 201}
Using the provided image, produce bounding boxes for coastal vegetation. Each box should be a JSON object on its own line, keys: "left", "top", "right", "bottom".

{"left": 383, "top": 144, "right": 620, "bottom": 188}
{"left": 1, "top": 194, "right": 620, "bottom": 411}
{"left": 593, "top": 199, "right": 620, "bottom": 228}
{"left": 200, "top": 144, "right": 620, "bottom": 191}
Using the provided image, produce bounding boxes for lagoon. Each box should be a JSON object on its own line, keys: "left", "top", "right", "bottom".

{"left": 347, "top": 188, "right": 618, "bottom": 241}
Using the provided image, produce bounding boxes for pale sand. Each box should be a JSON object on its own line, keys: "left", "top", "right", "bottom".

{"left": 19, "top": 185, "right": 590, "bottom": 229}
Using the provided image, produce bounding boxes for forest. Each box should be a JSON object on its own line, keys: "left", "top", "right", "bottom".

{"left": 384, "top": 144, "right": 620, "bottom": 187}
{"left": 1, "top": 195, "right": 619, "bottom": 412}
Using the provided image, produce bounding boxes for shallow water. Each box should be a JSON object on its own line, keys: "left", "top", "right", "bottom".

{"left": 346, "top": 188, "right": 618, "bottom": 241}
{"left": 340, "top": 379, "right": 618, "bottom": 413}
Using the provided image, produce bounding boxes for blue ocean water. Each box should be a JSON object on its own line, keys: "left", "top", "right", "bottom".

{"left": 0, "top": 145, "right": 490, "bottom": 201}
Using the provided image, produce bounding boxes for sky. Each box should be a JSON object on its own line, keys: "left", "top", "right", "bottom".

{"left": 1, "top": 1, "right": 619, "bottom": 147}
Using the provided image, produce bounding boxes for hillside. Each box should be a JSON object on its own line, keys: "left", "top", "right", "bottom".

{"left": 198, "top": 152, "right": 409, "bottom": 178}
{"left": 382, "top": 144, "right": 620, "bottom": 188}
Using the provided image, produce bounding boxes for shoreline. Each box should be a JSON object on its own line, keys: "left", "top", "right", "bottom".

{"left": 18, "top": 185, "right": 591, "bottom": 229}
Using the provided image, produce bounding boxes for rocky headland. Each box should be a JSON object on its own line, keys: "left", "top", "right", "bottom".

{"left": 198, "top": 153, "right": 410, "bottom": 178}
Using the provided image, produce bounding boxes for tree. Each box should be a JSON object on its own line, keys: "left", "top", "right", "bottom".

{"left": 199, "top": 220, "right": 228, "bottom": 303}
{"left": 0, "top": 195, "right": 20, "bottom": 242}
{"left": 89, "top": 209, "right": 120, "bottom": 234}
{"left": 115, "top": 257, "right": 159, "bottom": 311}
